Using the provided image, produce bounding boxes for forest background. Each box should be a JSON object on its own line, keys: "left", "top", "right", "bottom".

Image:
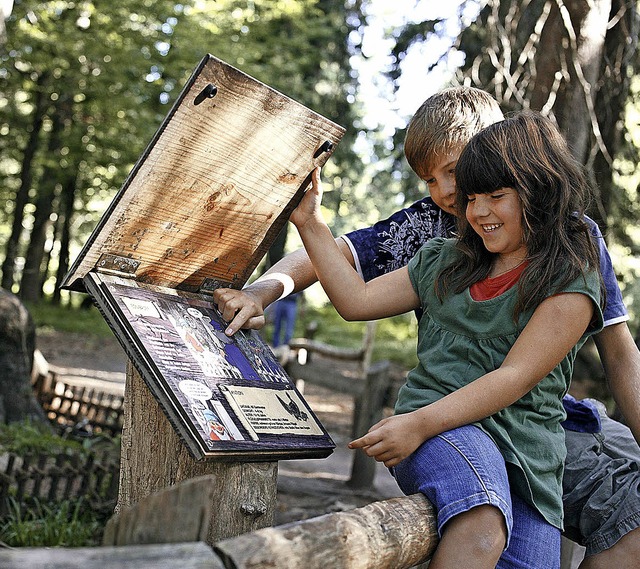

{"left": 1, "top": 0, "right": 640, "bottom": 375}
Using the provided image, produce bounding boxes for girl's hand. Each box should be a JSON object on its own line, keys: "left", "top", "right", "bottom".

{"left": 348, "top": 412, "right": 428, "bottom": 468}
{"left": 290, "top": 168, "right": 324, "bottom": 230}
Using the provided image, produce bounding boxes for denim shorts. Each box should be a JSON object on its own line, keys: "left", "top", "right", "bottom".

{"left": 563, "top": 399, "right": 640, "bottom": 556}
{"left": 392, "top": 424, "right": 560, "bottom": 569}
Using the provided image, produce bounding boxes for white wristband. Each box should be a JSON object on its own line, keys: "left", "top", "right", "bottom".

{"left": 255, "top": 272, "right": 295, "bottom": 301}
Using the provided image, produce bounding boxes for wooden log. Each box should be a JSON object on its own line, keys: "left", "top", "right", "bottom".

{"left": 0, "top": 542, "right": 224, "bottom": 569}
{"left": 285, "top": 359, "right": 363, "bottom": 395}
{"left": 115, "top": 362, "right": 277, "bottom": 545}
{"left": 214, "top": 493, "right": 438, "bottom": 569}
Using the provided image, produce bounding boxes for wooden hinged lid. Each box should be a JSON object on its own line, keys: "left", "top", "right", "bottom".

{"left": 62, "top": 54, "right": 345, "bottom": 293}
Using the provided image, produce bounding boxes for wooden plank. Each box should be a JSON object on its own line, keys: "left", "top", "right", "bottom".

{"left": 0, "top": 542, "right": 224, "bottom": 569}
{"left": 62, "top": 54, "right": 344, "bottom": 293}
{"left": 103, "top": 475, "right": 217, "bottom": 546}
{"left": 285, "top": 359, "right": 364, "bottom": 396}
{"left": 214, "top": 493, "right": 438, "bottom": 569}
{"left": 287, "top": 338, "right": 366, "bottom": 361}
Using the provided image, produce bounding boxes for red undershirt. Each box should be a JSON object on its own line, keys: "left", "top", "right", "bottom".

{"left": 470, "top": 262, "right": 529, "bottom": 301}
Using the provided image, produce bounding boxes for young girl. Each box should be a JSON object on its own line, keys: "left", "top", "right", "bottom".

{"left": 289, "top": 112, "right": 604, "bottom": 568}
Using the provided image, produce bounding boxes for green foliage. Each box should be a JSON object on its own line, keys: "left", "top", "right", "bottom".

{"left": 0, "top": 497, "right": 103, "bottom": 547}
{"left": 1, "top": 0, "right": 373, "bottom": 296}
{"left": 0, "top": 420, "right": 82, "bottom": 455}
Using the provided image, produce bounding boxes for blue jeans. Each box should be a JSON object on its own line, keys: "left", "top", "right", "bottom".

{"left": 272, "top": 298, "right": 298, "bottom": 347}
{"left": 393, "top": 424, "right": 560, "bottom": 568}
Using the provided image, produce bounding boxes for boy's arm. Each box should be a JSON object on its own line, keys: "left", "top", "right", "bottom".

{"left": 213, "top": 235, "right": 355, "bottom": 335}
{"left": 291, "top": 169, "right": 420, "bottom": 321}
{"left": 594, "top": 323, "right": 640, "bottom": 444}
{"left": 351, "top": 292, "right": 595, "bottom": 467}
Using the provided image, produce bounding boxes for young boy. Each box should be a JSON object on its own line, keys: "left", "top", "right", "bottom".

{"left": 213, "top": 87, "right": 640, "bottom": 567}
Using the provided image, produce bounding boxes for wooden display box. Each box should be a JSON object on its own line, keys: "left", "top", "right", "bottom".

{"left": 62, "top": 54, "right": 344, "bottom": 461}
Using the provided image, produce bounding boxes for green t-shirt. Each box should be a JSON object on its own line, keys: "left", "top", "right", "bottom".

{"left": 399, "top": 238, "right": 604, "bottom": 529}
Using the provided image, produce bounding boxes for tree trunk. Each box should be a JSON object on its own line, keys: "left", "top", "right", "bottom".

{"left": 116, "top": 363, "right": 278, "bottom": 545}
{"left": 528, "top": 0, "right": 611, "bottom": 163}
{"left": 557, "top": 0, "right": 611, "bottom": 164}
{"left": 0, "top": 288, "right": 47, "bottom": 424}
{"left": 52, "top": 173, "right": 77, "bottom": 305}
{"left": 19, "top": 97, "right": 67, "bottom": 302}
{"left": 590, "top": 0, "right": 639, "bottom": 231}
{"left": 1, "top": 72, "right": 49, "bottom": 292}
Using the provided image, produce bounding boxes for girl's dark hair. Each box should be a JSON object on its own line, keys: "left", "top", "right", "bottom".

{"left": 435, "top": 111, "right": 604, "bottom": 320}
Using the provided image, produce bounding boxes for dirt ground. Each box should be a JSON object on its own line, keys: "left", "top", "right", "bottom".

{"left": 35, "top": 328, "right": 404, "bottom": 526}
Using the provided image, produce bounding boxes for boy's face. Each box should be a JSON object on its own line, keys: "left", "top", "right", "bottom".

{"left": 422, "top": 148, "right": 463, "bottom": 216}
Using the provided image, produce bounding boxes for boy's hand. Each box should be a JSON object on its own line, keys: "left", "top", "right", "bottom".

{"left": 213, "top": 288, "right": 266, "bottom": 336}
{"left": 348, "top": 412, "right": 428, "bottom": 468}
{"left": 290, "top": 168, "right": 324, "bottom": 230}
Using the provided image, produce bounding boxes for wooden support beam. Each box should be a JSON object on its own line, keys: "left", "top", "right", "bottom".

{"left": 115, "top": 363, "right": 277, "bottom": 545}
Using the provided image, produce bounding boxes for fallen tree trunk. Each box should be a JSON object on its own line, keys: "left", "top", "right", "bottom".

{"left": 214, "top": 493, "right": 437, "bottom": 569}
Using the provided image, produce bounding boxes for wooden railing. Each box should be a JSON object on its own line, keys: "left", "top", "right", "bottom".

{"left": 31, "top": 369, "right": 124, "bottom": 437}
{"left": 281, "top": 321, "right": 403, "bottom": 489}
{"left": 0, "top": 450, "right": 120, "bottom": 516}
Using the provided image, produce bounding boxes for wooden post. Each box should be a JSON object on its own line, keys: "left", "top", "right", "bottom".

{"left": 348, "top": 360, "right": 392, "bottom": 489}
{"left": 116, "top": 362, "right": 278, "bottom": 544}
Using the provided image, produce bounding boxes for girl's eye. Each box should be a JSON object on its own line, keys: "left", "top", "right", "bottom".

{"left": 425, "top": 178, "right": 435, "bottom": 185}
{"left": 491, "top": 193, "right": 505, "bottom": 199}
{"left": 467, "top": 196, "right": 476, "bottom": 203}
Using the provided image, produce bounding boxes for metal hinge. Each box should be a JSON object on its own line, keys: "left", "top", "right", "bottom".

{"left": 95, "top": 253, "right": 140, "bottom": 277}
{"left": 199, "top": 277, "right": 237, "bottom": 295}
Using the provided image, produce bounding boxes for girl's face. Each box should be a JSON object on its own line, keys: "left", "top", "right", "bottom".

{"left": 466, "top": 188, "right": 527, "bottom": 260}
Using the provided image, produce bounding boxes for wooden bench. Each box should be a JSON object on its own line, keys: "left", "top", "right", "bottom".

{"left": 0, "top": 475, "right": 437, "bottom": 568}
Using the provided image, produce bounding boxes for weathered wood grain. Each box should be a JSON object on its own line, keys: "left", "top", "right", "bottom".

{"left": 0, "top": 542, "right": 223, "bottom": 569}
{"left": 63, "top": 54, "right": 344, "bottom": 293}
{"left": 214, "top": 493, "right": 438, "bottom": 569}
{"left": 115, "top": 363, "right": 278, "bottom": 545}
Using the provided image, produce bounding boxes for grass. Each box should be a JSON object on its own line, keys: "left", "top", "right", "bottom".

{"left": 0, "top": 498, "right": 103, "bottom": 547}
{"left": 27, "top": 299, "right": 114, "bottom": 338}
{"left": 0, "top": 421, "right": 83, "bottom": 455}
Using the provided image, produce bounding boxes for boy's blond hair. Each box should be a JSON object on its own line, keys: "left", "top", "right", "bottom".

{"left": 404, "top": 87, "right": 504, "bottom": 180}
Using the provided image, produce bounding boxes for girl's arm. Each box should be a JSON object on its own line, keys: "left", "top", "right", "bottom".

{"left": 290, "top": 169, "right": 420, "bottom": 321}
{"left": 351, "top": 291, "right": 595, "bottom": 467}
